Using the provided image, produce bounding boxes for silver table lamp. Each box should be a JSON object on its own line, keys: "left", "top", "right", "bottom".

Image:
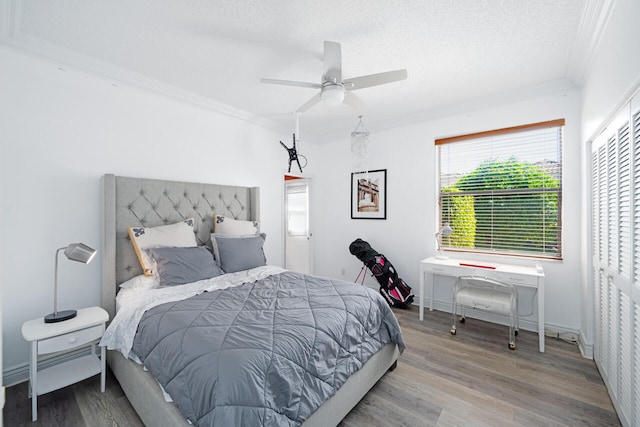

{"left": 44, "top": 243, "right": 96, "bottom": 323}
{"left": 435, "top": 223, "right": 454, "bottom": 260}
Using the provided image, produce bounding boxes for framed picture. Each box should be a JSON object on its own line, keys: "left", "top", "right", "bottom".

{"left": 351, "top": 169, "right": 387, "bottom": 219}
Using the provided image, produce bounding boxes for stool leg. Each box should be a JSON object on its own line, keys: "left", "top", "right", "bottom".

{"left": 508, "top": 309, "right": 516, "bottom": 350}
{"left": 451, "top": 295, "right": 457, "bottom": 335}
{"left": 515, "top": 294, "right": 519, "bottom": 336}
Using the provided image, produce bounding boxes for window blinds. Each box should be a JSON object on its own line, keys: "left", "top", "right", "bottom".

{"left": 436, "top": 120, "right": 563, "bottom": 259}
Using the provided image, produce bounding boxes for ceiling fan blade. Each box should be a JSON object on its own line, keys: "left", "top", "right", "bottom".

{"left": 295, "top": 93, "right": 322, "bottom": 113}
{"left": 343, "top": 91, "right": 365, "bottom": 113}
{"left": 323, "top": 41, "right": 342, "bottom": 83}
{"left": 260, "top": 78, "right": 321, "bottom": 89}
{"left": 344, "top": 69, "right": 408, "bottom": 91}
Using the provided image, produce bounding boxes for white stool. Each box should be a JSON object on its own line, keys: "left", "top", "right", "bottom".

{"left": 450, "top": 276, "right": 519, "bottom": 350}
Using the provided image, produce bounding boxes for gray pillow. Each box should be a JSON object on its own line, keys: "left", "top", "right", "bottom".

{"left": 147, "top": 246, "right": 224, "bottom": 287}
{"left": 211, "top": 233, "right": 267, "bottom": 273}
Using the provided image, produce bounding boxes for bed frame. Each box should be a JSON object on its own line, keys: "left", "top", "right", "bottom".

{"left": 101, "top": 174, "right": 399, "bottom": 426}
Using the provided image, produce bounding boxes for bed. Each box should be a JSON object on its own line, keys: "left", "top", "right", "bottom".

{"left": 100, "top": 174, "right": 403, "bottom": 426}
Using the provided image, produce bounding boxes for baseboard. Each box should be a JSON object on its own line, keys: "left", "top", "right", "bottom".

{"left": 3, "top": 347, "right": 93, "bottom": 387}
{"left": 420, "top": 300, "right": 583, "bottom": 349}
{"left": 3, "top": 362, "right": 27, "bottom": 387}
{"left": 578, "top": 329, "right": 594, "bottom": 359}
{"left": 424, "top": 299, "right": 540, "bottom": 332}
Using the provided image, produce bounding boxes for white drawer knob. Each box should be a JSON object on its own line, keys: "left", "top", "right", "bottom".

{"left": 68, "top": 337, "right": 77, "bottom": 344}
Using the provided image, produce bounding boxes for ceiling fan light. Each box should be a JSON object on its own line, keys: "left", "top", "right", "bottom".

{"left": 321, "top": 85, "right": 345, "bottom": 106}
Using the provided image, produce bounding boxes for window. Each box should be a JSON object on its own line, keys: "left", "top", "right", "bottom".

{"left": 285, "top": 182, "right": 309, "bottom": 236}
{"left": 436, "top": 119, "right": 563, "bottom": 259}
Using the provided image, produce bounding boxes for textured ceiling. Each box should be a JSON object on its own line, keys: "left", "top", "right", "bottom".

{"left": 2, "top": 0, "right": 592, "bottom": 142}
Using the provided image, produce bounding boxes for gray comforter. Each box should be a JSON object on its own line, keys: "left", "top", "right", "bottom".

{"left": 132, "top": 271, "right": 405, "bottom": 426}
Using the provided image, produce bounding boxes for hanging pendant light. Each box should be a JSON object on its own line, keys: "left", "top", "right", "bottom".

{"left": 351, "top": 116, "right": 370, "bottom": 172}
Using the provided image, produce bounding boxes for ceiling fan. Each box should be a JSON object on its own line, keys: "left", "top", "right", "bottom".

{"left": 261, "top": 41, "right": 407, "bottom": 113}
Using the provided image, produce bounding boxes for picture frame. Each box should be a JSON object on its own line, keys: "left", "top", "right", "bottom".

{"left": 351, "top": 169, "right": 387, "bottom": 219}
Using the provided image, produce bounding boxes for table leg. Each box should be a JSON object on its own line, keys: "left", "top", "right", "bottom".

{"left": 419, "top": 265, "right": 424, "bottom": 321}
{"left": 30, "top": 341, "right": 37, "bottom": 421}
{"left": 100, "top": 344, "right": 106, "bottom": 392}
{"left": 538, "top": 279, "right": 545, "bottom": 352}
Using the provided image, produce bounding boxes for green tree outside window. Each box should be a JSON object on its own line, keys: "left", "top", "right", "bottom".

{"left": 440, "top": 157, "right": 560, "bottom": 257}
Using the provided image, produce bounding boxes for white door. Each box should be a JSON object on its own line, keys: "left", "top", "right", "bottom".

{"left": 284, "top": 178, "right": 312, "bottom": 274}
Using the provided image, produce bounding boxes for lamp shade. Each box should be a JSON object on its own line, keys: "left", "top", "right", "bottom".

{"left": 441, "top": 223, "right": 454, "bottom": 237}
{"left": 435, "top": 223, "right": 454, "bottom": 260}
{"left": 64, "top": 242, "right": 97, "bottom": 264}
{"left": 44, "top": 242, "right": 96, "bottom": 323}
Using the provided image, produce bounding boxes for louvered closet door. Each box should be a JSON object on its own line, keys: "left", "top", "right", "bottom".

{"left": 592, "top": 147, "right": 601, "bottom": 363}
{"left": 593, "top": 142, "right": 606, "bottom": 365}
{"left": 634, "top": 107, "right": 640, "bottom": 425}
{"left": 591, "top": 99, "right": 640, "bottom": 427}
{"left": 619, "top": 292, "right": 632, "bottom": 419}
{"left": 631, "top": 304, "right": 640, "bottom": 425}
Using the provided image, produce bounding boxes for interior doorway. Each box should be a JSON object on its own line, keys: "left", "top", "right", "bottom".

{"left": 284, "top": 175, "right": 312, "bottom": 274}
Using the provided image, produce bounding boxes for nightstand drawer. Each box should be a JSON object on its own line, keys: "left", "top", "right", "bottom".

{"left": 38, "top": 325, "right": 103, "bottom": 355}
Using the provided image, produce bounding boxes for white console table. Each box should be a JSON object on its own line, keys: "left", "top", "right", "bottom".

{"left": 419, "top": 256, "right": 545, "bottom": 352}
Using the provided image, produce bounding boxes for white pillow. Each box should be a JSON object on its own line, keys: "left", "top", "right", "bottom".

{"left": 118, "top": 274, "right": 158, "bottom": 290}
{"left": 214, "top": 214, "right": 259, "bottom": 235}
{"left": 128, "top": 218, "right": 197, "bottom": 276}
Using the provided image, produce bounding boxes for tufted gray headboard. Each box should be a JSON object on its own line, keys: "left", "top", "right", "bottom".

{"left": 101, "top": 174, "right": 259, "bottom": 318}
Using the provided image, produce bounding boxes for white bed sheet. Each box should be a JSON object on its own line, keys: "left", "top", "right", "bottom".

{"left": 100, "top": 265, "right": 286, "bottom": 361}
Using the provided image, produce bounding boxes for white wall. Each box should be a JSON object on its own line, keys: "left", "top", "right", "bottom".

{"left": 581, "top": 0, "right": 640, "bottom": 142}
{"left": 0, "top": 113, "right": 4, "bottom": 416}
{"left": 312, "top": 89, "right": 583, "bottom": 335}
{"left": 0, "top": 47, "right": 316, "bottom": 380}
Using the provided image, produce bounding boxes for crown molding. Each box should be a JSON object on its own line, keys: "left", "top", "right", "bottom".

{"left": 1, "top": 0, "right": 597, "bottom": 145}
{"left": 318, "top": 78, "right": 579, "bottom": 144}
{"left": 565, "top": 0, "right": 617, "bottom": 86}
{"left": 0, "top": 0, "right": 291, "bottom": 136}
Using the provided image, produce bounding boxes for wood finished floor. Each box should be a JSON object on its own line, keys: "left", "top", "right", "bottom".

{"left": 3, "top": 306, "right": 620, "bottom": 426}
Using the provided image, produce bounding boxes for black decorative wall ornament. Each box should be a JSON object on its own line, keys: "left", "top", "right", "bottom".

{"left": 280, "top": 133, "right": 306, "bottom": 173}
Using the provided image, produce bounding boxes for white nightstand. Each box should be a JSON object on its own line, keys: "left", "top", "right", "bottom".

{"left": 21, "top": 306, "right": 109, "bottom": 421}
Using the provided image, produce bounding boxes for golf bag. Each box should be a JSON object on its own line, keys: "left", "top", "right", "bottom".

{"left": 349, "top": 238, "right": 414, "bottom": 308}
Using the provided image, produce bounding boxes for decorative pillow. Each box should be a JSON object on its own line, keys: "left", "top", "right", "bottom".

{"left": 147, "top": 246, "right": 224, "bottom": 287}
{"left": 118, "top": 274, "right": 158, "bottom": 291}
{"left": 211, "top": 233, "right": 267, "bottom": 273}
{"left": 128, "top": 218, "right": 197, "bottom": 276}
{"left": 214, "top": 214, "right": 259, "bottom": 235}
